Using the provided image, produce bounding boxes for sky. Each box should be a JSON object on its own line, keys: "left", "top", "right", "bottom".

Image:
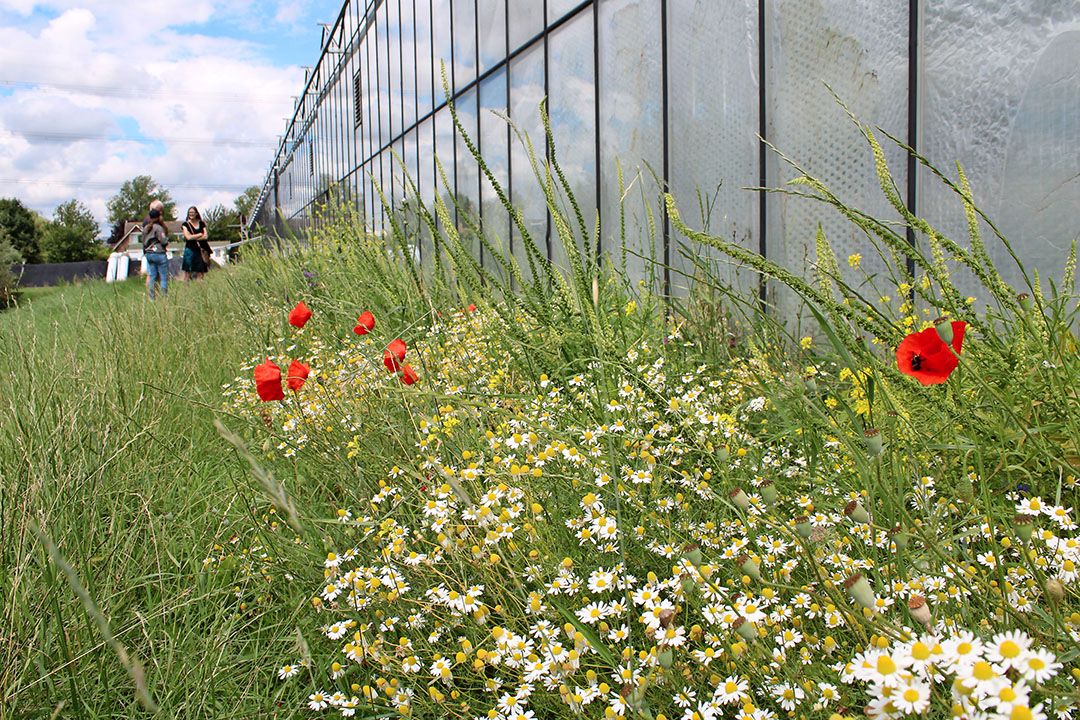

{"left": 0, "top": 0, "right": 344, "bottom": 233}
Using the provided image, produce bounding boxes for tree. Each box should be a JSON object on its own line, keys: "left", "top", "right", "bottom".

{"left": 0, "top": 227, "right": 22, "bottom": 307}
{"left": 203, "top": 204, "right": 242, "bottom": 247}
{"left": 40, "top": 199, "right": 105, "bottom": 263}
{"left": 234, "top": 186, "right": 261, "bottom": 222}
{"left": 106, "top": 176, "right": 176, "bottom": 225}
{"left": 0, "top": 197, "right": 41, "bottom": 263}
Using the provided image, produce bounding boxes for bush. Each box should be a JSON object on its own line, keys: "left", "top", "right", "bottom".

{"left": 0, "top": 230, "right": 22, "bottom": 308}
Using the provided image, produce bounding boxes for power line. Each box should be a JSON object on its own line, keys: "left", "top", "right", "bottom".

{"left": 5, "top": 129, "right": 276, "bottom": 148}
{"left": 0, "top": 177, "right": 255, "bottom": 191}
{"left": 0, "top": 79, "right": 294, "bottom": 105}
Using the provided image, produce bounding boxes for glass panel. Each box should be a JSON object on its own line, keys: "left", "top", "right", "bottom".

{"left": 548, "top": 0, "right": 582, "bottom": 24}
{"left": 480, "top": 68, "right": 510, "bottom": 279}
{"left": 767, "top": 0, "right": 908, "bottom": 320}
{"left": 477, "top": 0, "right": 506, "bottom": 74}
{"left": 455, "top": 88, "right": 481, "bottom": 262}
{"left": 599, "top": 0, "right": 663, "bottom": 287}
{"left": 376, "top": 3, "right": 391, "bottom": 147}
{"left": 668, "top": 0, "right": 758, "bottom": 295}
{"left": 507, "top": 0, "right": 543, "bottom": 53}
{"left": 417, "top": 117, "right": 437, "bottom": 264}
{"left": 452, "top": 0, "right": 477, "bottom": 91}
{"left": 548, "top": 8, "right": 595, "bottom": 274}
{"left": 432, "top": 0, "right": 453, "bottom": 101}
{"left": 510, "top": 41, "right": 547, "bottom": 274}
{"left": 921, "top": 1, "right": 1080, "bottom": 300}
{"left": 387, "top": 0, "right": 401, "bottom": 141}
{"left": 364, "top": 29, "right": 378, "bottom": 163}
{"left": 415, "top": 0, "right": 434, "bottom": 116}
{"left": 434, "top": 105, "right": 457, "bottom": 228}
{"left": 400, "top": 0, "right": 417, "bottom": 132}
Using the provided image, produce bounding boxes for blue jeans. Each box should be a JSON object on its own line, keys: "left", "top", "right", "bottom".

{"left": 145, "top": 252, "right": 168, "bottom": 299}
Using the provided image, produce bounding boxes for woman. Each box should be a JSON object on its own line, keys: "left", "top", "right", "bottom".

{"left": 181, "top": 206, "right": 211, "bottom": 280}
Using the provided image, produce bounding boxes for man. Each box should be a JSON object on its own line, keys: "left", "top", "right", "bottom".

{"left": 142, "top": 201, "right": 169, "bottom": 299}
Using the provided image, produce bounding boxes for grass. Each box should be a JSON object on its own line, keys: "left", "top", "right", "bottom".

{"left": 0, "top": 271, "right": 307, "bottom": 718}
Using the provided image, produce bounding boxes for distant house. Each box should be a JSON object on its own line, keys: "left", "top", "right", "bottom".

{"left": 111, "top": 220, "right": 232, "bottom": 268}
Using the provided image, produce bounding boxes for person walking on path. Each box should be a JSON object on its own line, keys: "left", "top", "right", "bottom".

{"left": 181, "top": 206, "right": 210, "bottom": 280}
{"left": 143, "top": 206, "right": 170, "bottom": 299}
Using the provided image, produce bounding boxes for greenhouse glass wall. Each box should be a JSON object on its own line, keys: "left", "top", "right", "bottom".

{"left": 251, "top": 0, "right": 1080, "bottom": 302}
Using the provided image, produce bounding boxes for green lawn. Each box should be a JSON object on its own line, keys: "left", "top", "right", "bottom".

{"left": 0, "top": 269, "right": 298, "bottom": 718}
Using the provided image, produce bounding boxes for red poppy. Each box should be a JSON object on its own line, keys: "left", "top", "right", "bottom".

{"left": 400, "top": 363, "right": 418, "bottom": 385}
{"left": 254, "top": 358, "right": 284, "bottom": 401}
{"left": 286, "top": 360, "right": 310, "bottom": 391}
{"left": 467, "top": 304, "right": 476, "bottom": 313}
{"left": 353, "top": 310, "right": 376, "bottom": 335}
{"left": 383, "top": 338, "right": 407, "bottom": 372}
{"left": 288, "top": 301, "right": 312, "bottom": 328}
{"left": 896, "top": 321, "right": 967, "bottom": 385}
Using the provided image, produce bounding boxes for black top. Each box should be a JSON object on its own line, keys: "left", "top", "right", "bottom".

{"left": 182, "top": 220, "right": 210, "bottom": 253}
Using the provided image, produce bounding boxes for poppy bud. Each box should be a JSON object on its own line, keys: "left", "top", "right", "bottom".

{"left": 682, "top": 544, "right": 702, "bottom": 567}
{"left": 956, "top": 477, "right": 974, "bottom": 503}
{"left": 863, "top": 428, "right": 882, "bottom": 457}
{"left": 934, "top": 316, "right": 954, "bottom": 344}
{"left": 889, "top": 525, "right": 909, "bottom": 552}
{"left": 803, "top": 374, "right": 818, "bottom": 394}
{"left": 657, "top": 648, "right": 674, "bottom": 669}
{"left": 400, "top": 363, "right": 418, "bottom": 386}
{"left": 732, "top": 617, "right": 757, "bottom": 642}
{"left": 907, "top": 594, "right": 932, "bottom": 629}
{"left": 795, "top": 516, "right": 812, "bottom": 539}
{"left": 1017, "top": 293, "right": 1032, "bottom": 311}
{"left": 1045, "top": 578, "right": 1065, "bottom": 605}
{"left": 728, "top": 488, "right": 750, "bottom": 511}
{"left": 760, "top": 481, "right": 778, "bottom": 506}
{"left": 736, "top": 554, "right": 761, "bottom": 581}
{"left": 288, "top": 301, "right": 312, "bottom": 328}
{"left": 680, "top": 574, "right": 697, "bottom": 595}
{"left": 254, "top": 358, "right": 284, "bottom": 401}
{"left": 844, "top": 573, "right": 876, "bottom": 610}
{"left": 1014, "top": 514, "right": 1034, "bottom": 542}
{"left": 844, "top": 500, "right": 871, "bottom": 525}
{"left": 286, "top": 360, "right": 310, "bottom": 391}
{"left": 353, "top": 310, "right": 376, "bottom": 335}
{"left": 717, "top": 446, "right": 730, "bottom": 463}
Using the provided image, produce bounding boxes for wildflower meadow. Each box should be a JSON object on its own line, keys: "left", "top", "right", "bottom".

{"left": 4, "top": 107, "right": 1078, "bottom": 720}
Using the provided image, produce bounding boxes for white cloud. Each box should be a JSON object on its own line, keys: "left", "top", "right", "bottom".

{"left": 0, "top": 0, "right": 317, "bottom": 233}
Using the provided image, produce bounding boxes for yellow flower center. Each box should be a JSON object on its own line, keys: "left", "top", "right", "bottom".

{"left": 999, "top": 640, "right": 1021, "bottom": 658}
{"left": 877, "top": 656, "right": 897, "bottom": 675}
{"left": 903, "top": 689, "right": 920, "bottom": 703}
{"left": 911, "top": 642, "right": 931, "bottom": 660}
{"left": 972, "top": 661, "right": 995, "bottom": 681}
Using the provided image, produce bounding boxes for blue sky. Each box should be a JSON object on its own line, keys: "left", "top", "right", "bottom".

{"left": 0, "top": 0, "right": 344, "bottom": 231}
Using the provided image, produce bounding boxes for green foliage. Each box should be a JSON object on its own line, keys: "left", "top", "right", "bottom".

{"left": 40, "top": 199, "right": 105, "bottom": 263}
{"left": 0, "top": 196, "right": 42, "bottom": 263}
{"left": 204, "top": 203, "right": 242, "bottom": 246}
{"left": 234, "top": 185, "right": 261, "bottom": 221}
{"left": 0, "top": 229, "right": 22, "bottom": 307}
{"left": 105, "top": 175, "right": 177, "bottom": 224}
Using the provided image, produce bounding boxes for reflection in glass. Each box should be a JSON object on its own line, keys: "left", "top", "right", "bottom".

{"left": 510, "top": 42, "right": 547, "bottom": 275}
{"left": 548, "top": 0, "right": 583, "bottom": 24}
{"left": 477, "top": 0, "right": 506, "bottom": 73}
{"left": 452, "top": 0, "right": 477, "bottom": 92}
{"left": 432, "top": 0, "right": 453, "bottom": 101}
{"left": 599, "top": 0, "right": 662, "bottom": 287}
{"left": 415, "top": 0, "right": 434, "bottom": 116}
{"left": 399, "top": 0, "right": 417, "bottom": 132}
{"left": 387, "top": 0, "right": 401, "bottom": 141}
{"left": 455, "top": 88, "right": 481, "bottom": 263}
{"left": 547, "top": 9, "right": 595, "bottom": 274}
{"left": 480, "top": 68, "right": 510, "bottom": 279}
{"left": 507, "top": 0, "right": 543, "bottom": 53}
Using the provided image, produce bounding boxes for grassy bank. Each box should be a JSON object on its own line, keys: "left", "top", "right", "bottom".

{"left": 0, "top": 273, "right": 308, "bottom": 717}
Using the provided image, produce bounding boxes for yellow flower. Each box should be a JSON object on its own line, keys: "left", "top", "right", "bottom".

{"left": 847, "top": 253, "right": 862, "bottom": 269}
{"left": 800, "top": 336, "right": 813, "bottom": 350}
